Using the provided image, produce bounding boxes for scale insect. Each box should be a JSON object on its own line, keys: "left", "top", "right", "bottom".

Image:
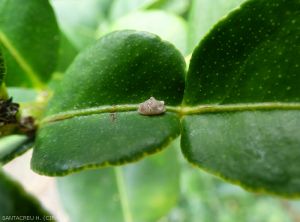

{"left": 138, "top": 97, "right": 166, "bottom": 115}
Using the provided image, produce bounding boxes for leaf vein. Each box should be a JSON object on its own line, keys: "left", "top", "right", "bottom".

{"left": 0, "top": 31, "right": 44, "bottom": 88}
{"left": 40, "top": 102, "right": 300, "bottom": 125}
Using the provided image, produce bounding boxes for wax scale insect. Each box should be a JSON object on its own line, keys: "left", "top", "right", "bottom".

{"left": 138, "top": 97, "right": 166, "bottom": 115}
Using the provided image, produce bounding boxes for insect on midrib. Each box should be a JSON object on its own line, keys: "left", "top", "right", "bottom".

{"left": 39, "top": 102, "right": 300, "bottom": 125}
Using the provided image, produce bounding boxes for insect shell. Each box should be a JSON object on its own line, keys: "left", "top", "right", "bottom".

{"left": 138, "top": 97, "right": 166, "bottom": 115}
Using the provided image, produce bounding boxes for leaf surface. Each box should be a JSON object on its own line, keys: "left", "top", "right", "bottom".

{"left": 110, "top": 10, "right": 188, "bottom": 54}
{"left": 0, "top": 0, "right": 59, "bottom": 88}
{"left": 182, "top": 0, "right": 300, "bottom": 196}
{"left": 147, "top": 0, "right": 190, "bottom": 15}
{"left": 0, "top": 170, "right": 52, "bottom": 218}
{"left": 55, "top": 32, "right": 78, "bottom": 72}
{"left": 0, "top": 49, "right": 5, "bottom": 85}
{"left": 170, "top": 163, "right": 294, "bottom": 221}
{"left": 31, "top": 0, "right": 300, "bottom": 197}
{"left": 0, "top": 135, "right": 33, "bottom": 165}
{"left": 188, "top": 0, "right": 246, "bottom": 51}
{"left": 57, "top": 144, "right": 179, "bottom": 222}
{"left": 51, "top": 0, "right": 111, "bottom": 49}
{"left": 110, "top": 0, "right": 156, "bottom": 20}
{"left": 31, "top": 30, "right": 185, "bottom": 175}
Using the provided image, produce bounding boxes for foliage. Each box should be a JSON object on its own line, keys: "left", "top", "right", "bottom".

{"left": 0, "top": 170, "right": 51, "bottom": 219}
{"left": 0, "top": 0, "right": 299, "bottom": 221}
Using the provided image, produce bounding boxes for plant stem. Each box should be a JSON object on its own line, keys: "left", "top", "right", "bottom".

{"left": 114, "top": 167, "right": 133, "bottom": 222}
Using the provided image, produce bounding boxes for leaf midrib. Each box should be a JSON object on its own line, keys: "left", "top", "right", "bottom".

{"left": 40, "top": 102, "right": 300, "bottom": 125}
{"left": 0, "top": 30, "right": 45, "bottom": 88}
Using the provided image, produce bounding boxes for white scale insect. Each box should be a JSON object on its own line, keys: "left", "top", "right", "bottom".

{"left": 138, "top": 97, "right": 166, "bottom": 115}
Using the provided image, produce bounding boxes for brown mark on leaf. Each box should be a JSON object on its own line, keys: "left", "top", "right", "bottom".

{"left": 109, "top": 105, "right": 117, "bottom": 122}
{"left": 110, "top": 112, "right": 117, "bottom": 122}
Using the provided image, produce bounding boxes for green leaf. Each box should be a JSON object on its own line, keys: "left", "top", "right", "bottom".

{"left": 55, "top": 32, "right": 78, "bottom": 72}
{"left": 31, "top": 0, "right": 300, "bottom": 197}
{"left": 188, "top": 0, "right": 246, "bottom": 51}
{"left": 31, "top": 30, "right": 185, "bottom": 175}
{"left": 182, "top": 0, "right": 300, "bottom": 196}
{"left": 0, "top": 135, "right": 33, "bottom": 164}
{"left": 110, "top": 0, "right": 156, "bottom": 21}
{"left": 0, "top": 49, "right": 5, "bottom": 85}
{"left": 49, "top": 32, "right": 78, "bottom": 89}
{"left": 0, "top": 83, "right": 7, "bottom": 100}
{"left": 0, "top": 0, "right": 59, "bottom": 88}
{"left": 0, "top": 49, "right": 7, "bottom": 99}
{"left": 147, "top": 0, "right": 190, "bottom": 15}
{"left": 57, "top": 144, "right": 179, "bottom": 222}
{"left": 110, "top": 10, "right": 188, "bottom": 55}
{"left": 51, "top": 0, "right": 111, "bottom": 49}
{"left": 0, "top": 170, "right": 52, "bottom": 218}
{"left": 169, "top": 163, "right": 294, "bottom": 222}
{"left": 0, "top": 88, "right": 36, "bottom": 164}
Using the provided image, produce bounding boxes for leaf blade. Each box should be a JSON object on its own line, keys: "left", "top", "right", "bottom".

{"left": 0, "top": 0, "right": 59, "bottom": 88}
{"left": 32, "top": 30, "right": 185, "bottom": 175}
{"left": 184, "top": 0, "right": 300, "bottom": 105}
{"left": 188, "top": 0, "right": 247, "bottom": 51}
{"left": 109, "top": 10, "right": 188, "bottom": 55}
{"left": 0, "top": 170, "right": 52, "bottom": 218}
{"left": 182, "top": 111, "right": 300, "bottom": 196}
{"left": 0, "top": 135, "right": 33, "bottom": 165}
{"left": 32, "top": 112, "right": 180, "bottom": 175}
{"left": 182, "top": 0, "right": 300, "bottom": 196}
{"left": 56, "top": 144, "right": 180, "bottom": 222}
{"left": 0, "top": 49, "right": 5, "bottom": 85}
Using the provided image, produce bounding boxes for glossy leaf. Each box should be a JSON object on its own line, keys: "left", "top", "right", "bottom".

{"left": 0, "top": 135, "right": 33, "bottom": 164}
{"left": 182, "top": 111, "right": 300, "bottom": 196}
{"left": 0, "top": 0, "right": 59, "bottom": 88}
{"left": 31, "top": 0, "right": 300, "bottom": 197}
{"left": 188, "top": 0, "right": 246, "bottom": 51}
{"left": 57, "top": 144, "right": 179, "bottom": 222}
{"left": 182, "top": 0, "right": 300, "bottom": 196}
{"left": 31, "top": 30, "right": 185, "bottom": 175}
{"left": 0, "top": 170, "right": 52, "bottom": 218}
{"left": 110, "top": 10, "right": 188, "bottom": 54}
